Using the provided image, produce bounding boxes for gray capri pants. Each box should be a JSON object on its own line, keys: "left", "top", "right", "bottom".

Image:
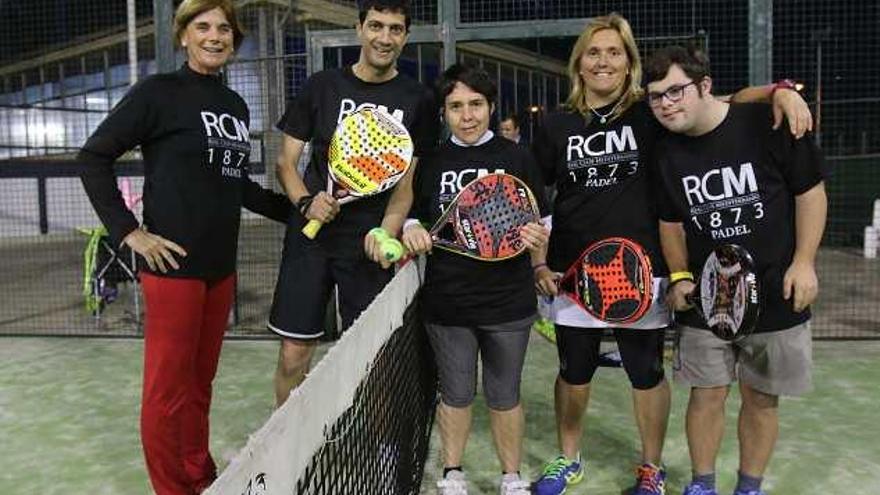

{"left": 425, "top": 315, "right": 534, "bottom": 411}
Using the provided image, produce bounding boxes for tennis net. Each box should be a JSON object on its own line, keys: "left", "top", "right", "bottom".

{"left": 205, "top": 259, "right": 437, "bottom": 495}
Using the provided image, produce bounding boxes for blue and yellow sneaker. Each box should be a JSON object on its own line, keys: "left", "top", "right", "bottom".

{"left": 732, "top": 491, "right": 765, "bottom": 495}
{"left": 532, "top": 455, "right": 583, "bottom": 495}
{"left": 682, "top": 482, "right": 718, "bottom": 495}
{"left": 634, "top": 463, "right": 666, "bottom": 495}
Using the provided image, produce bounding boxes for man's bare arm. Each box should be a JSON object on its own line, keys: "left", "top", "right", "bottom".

{"left": 660, "top": 220, "right": 694, "bottom": 311}
{"left": 784, "top": 182, "right": 827, "bottom": 311}
{"left": 276, "top": 135, "right": 339, "bottom": 223}
{"left": 727, "top": 84, "right": 813, "bottom": 138}
{"left": 275, "top": 135, "right": 309, "bottom": 202}
{"left": 380, "top": 157, "right": 419, "bottom": 237}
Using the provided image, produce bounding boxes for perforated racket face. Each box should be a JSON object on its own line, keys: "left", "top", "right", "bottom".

{"left": 327, "top": 108, "right": 413, "bottom": 197}
{"left": 435, "top": 173, "right": 539, "bottom": 260}
{"left": 697, "top": 244, "right": 760, "bottom": 341}
{"left": 574, "top": 237, "right": 653, "bottom": 323}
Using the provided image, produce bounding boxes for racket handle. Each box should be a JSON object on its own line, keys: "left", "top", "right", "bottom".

{"left": 302, "top": 219, "right": 323, "bottom": 239}
{"left": 684, "top": 289, "right": 701, "bottom": 314}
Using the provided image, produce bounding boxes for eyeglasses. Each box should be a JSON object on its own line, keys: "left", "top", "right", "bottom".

{"left": 647, "top": 81, "right": 698, "bottom": 107}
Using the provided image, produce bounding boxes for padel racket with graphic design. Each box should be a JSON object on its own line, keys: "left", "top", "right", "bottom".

{"left": 686, "top": 244, "right": 760, "bottom": 341}
{"left": 557, "top": 237, "right": 654, "bottom": 324}
{"left": 302, "top": 107, "right": 414, "bottom": 239}
{"left": 428, "top": 173, "right": 540, "bottom": 261}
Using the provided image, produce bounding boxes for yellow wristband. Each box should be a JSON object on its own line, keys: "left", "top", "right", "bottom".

{"left": 669, "top": 271, "right": 695, "bottom": 283}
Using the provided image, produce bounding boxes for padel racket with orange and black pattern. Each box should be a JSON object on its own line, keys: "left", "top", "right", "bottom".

{"left": 302, "top": 107, "right": 413, "bottom": 239}
{"left": 429, "top": 173, "right": 540, "bottom": 261}
{"left": 558, "top": 237, "right": 654, "bottom": 324}
{"left": 687, "top": 244, "right": 760, "bottom": 341}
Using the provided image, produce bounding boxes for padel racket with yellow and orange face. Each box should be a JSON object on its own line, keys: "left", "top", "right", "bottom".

{"left": 557, "top": 237, "right": 654, "bottom": 324}
{"left": 301, "top": 107, "right": 414, "bottom": 239}
{"left": 429, "top": 173, "right": 540, "bottom": 261}
{"left": 687, "top": 244, "right": 760, "bottom": 341}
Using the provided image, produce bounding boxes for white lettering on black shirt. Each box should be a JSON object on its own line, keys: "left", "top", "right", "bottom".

{"left": 564, "top": 126, "right": 640, "bottom": 189}
{"left": 336, "top": 98, "right": 405, "bottom": 124}
{"left": 681, "top": 162, "right": 764, "bottom": 239}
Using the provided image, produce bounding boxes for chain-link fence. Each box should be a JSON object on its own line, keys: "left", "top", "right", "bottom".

{"left": 0, "top": 1, "right": 876, "bottom": 338}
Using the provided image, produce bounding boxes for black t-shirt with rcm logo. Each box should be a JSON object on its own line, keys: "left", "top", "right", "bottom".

{"left": 656, "top": 103, "right": 830, "bottom": 332}
{"left": 532, "top": 102, "right": 668, "bottom": 277}
{"left": 411, "top": 136, "right": 548, "bottom": 326}
{"left": 278, "top": 66, "right": 438, "bottom": 258}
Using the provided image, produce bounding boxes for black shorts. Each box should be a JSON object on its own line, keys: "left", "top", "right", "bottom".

{"left": 268, "top": 227, "right": 393, "bottom": 340}
{"left": 556, "top": 324, "right": 666, "bottom": 389}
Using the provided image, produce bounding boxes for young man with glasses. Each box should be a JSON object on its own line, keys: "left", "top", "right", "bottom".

{"left": 646, "top": 45, "right": 828, "bottom": 495}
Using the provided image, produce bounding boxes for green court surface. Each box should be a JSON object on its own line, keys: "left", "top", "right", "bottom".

{"left": 1, "top": 335, "right": 878, "bottom": 494}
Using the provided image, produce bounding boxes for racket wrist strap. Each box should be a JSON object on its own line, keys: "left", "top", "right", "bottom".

{"left": 531, "top": 262, "right": 548, "bottom": 271}
{"left": 669, "top": 271, "right": 695, "bottom": 283}
{"left": 771, "top": 78, "right": 798, "bottom": 98}
{"left": 294, "top": 195, "right": 314, "bottom": 216}
{"left": 403, "top": 218, "right": 422, "bottom": 231}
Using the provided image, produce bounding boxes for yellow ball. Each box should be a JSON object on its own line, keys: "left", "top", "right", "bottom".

{"left": 381, "top": 238, "right": 405, "bottom": 262}
{"left": 369, "top": 227, "right": 390, "bottom": 241}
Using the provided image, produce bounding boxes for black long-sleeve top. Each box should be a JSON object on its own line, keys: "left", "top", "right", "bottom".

{"left": 79, "top": 64, "right": 289, "bottom": 279}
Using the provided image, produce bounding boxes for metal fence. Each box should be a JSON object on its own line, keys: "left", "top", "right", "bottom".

{"left": 0, "top": 0, "right": 876, "bottom": 338}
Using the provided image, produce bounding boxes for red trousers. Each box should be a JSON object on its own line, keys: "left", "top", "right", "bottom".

{"left": 140, "top": 272, "right": 235, "bottom": 495}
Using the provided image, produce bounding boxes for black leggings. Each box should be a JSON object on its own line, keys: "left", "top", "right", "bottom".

{"left": 555, "top": 324, "right": 666, "bottom": 389}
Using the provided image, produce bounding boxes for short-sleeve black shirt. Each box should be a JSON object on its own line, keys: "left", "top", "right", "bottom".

{"left": 412, "top": 136, "right": 548, "bottom": 326}
{"left": 532, "top": 102, "right": 667, "bottom": 276}
{"left": 278, "top": 66, "right": 438, "bottom": 258}
{"left": 655, "top": 103, "right": 829, "bottom": 332}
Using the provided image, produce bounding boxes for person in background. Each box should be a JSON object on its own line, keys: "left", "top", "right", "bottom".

{"left": 499, "top": 114, "right": 523, "bottom": 145}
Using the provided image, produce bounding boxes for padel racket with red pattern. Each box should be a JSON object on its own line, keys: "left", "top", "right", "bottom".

{"left": 428, "top": 173, "right": 540, "bottom": 261}
{"left": 687, "top": 244, "right": 760, "bottom": 341}
{"left": 558, "top": 237, "right": 653, "bottom": 324}
{"left": 302, "top": 107, "right": 413, "bottom": 239}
